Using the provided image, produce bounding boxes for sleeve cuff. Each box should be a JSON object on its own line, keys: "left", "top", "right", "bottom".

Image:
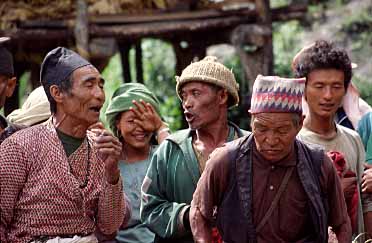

{"left": 177, "top": 205, "right": 191, "bottom": 236}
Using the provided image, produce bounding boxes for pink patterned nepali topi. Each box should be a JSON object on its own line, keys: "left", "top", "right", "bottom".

{"left": 250, "top": 75, "right": 305, "bottom": 114}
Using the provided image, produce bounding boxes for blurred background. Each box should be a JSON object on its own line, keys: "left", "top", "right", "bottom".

{"left": 0, "top": 0, "right": 371, "bottom": 131}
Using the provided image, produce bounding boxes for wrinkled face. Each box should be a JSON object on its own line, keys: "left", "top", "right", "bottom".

{"left": 305, "top": 69, "right": 346, "bottom": 119}
{"left": 180, "top": 82, "right": 223, "bottom": 130}
{"left": 252, "top": 112, "right": 303, "bottom": 162}
{"left": 61, "top": 65, "right": 105, "bottom": 126}
{"left": 0, "top": 74, "right": 16, "bottom": 108}
{"left": 116, "top": 110, "right": 152, "bottom": 149}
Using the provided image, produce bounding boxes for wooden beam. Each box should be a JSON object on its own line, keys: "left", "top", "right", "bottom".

{"left": 5, "top": 3, "right": 307, "bottom": 42}
{"left": 89, "top": 14, "right": 255, "bottom": 39}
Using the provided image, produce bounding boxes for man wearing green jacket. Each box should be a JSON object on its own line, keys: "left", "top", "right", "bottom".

{"left": 140, "top": 56, "right": 249, "bottom": 243}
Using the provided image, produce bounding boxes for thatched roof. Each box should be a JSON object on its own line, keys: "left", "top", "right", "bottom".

{"left": 0, "top": 0, "right": 255, "bottom": 29}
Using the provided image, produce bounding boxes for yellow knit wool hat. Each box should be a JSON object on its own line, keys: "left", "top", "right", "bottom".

{"left": 176, "top": 56, "right": 239, "bottom": 107}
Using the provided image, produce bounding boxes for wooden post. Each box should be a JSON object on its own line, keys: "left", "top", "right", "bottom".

{"left": 231, "top": 24, "right": 272, "bottom": 93}
{"left": 255, "top": 0, "right": 273, "bottom": 75}
{"left": 118, "top": 42, "right": 132, "bottom": 83}
{"left": 231, "top": 0, "right": 274, "bottom": 92}
{"left": 135, "top": 40, "right": 143, "bottom": 84}
{"left": 75, "top": 0, "right": 90, "bottom": 59}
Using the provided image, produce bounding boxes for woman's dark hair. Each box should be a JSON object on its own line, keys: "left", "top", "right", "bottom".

{"left": 293, "top": 40, "right": 352, "bottom": 90}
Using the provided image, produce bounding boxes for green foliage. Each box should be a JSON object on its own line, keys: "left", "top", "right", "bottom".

{"left": 100, "top": 39, "right": 183, "bottom": 131}
{"left": 273, "top": 20, "right": 304, "bottom": 77}
{"left": 141, "top": 39, "right": 182, "bottom": 131}
{"left": 100, "top": 54, "right": 124, "bottom": 127}
{"left": 18, "top": 71, "right": 31, "bottom": 105}
{"left": 221, "top": 55, "right": 250, "bottom": 130}
{"left": 352, "top": 77, "right": 372, "bottom": 106}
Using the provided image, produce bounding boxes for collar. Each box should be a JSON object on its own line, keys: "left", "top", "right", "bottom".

{"left": 167, "top": 121, "right": 246, "bottom": 145}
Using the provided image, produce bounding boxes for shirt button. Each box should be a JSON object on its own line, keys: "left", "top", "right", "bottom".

{"left": 269, "top": 185, "right": 274, "bottom": 190}
{"left": 271, "top": 165, "right": 275, "bottom": 170}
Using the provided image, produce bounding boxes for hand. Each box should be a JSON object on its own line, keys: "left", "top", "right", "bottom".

{"left": 365, "top": 163, "right": 372, "bottom": 170}
{"left": 341, "top": 177, "right": 357, "bottom": 201}
{"left": 130, "top": 100, "right": 163, "bottom": 133}
{"left": 88, "top": 125, "right": 122, "bottom": 184}
{"left": 363, "top": 169, "right": 372, "bottom": 193}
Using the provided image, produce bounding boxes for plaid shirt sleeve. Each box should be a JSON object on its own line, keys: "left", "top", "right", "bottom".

{"left": 0, "top": 138, "right": 29, "bottom": 243}
{"left": 96, "top": 176, "right": 129, "bottom": 234}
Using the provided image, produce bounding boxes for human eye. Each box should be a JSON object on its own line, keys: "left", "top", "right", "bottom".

{"left": 255, "top": 126, "right": 268, "bottom": 133}
{"left": 99, "top": 81, "right": 104, "bottom": 89}
{"left": 313, "top": 83, "right": 323, "bottom": 89}
{"left": 332, "top": 84, "right": 343, "bottom": 89}
{"left": 85, "top": 81, "right": 93, "bottom": 87}
{"left": 277, "top": 127, "right": 290, "bottom": 134}
{"left": 192, "top": 90, "right": 201, "bottom": 97}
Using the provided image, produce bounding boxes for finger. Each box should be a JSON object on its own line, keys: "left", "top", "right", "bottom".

{"left": 96, "top": 139, "right": 122, "bottom": 149}
{"left": 140, "top": 100, "right": 150, "bottom": 112}
{"left": 146, "top": 102, "right": 157, "bottom": 114}
{"left": 98, "top": 148, "right": 122, "bottom": 157}
{"left": 97, "top": 147, "right": 122, "bottom": 156}
{"left": 365, "top": 163, "right": 372, "bottom": 170}
{"left": 132, "top": 100, "right": 146, "bottom": 114}
{"left": 93, "top": 135, "right": 121, "bottom": 146}
{"left": 133, "top": 119, "right": 145, "bottom": 127}
{"left": 88, "top": 129, "right": 104, "bottom": 137}
{"left": 88, "top": 122, "right": 105, "bottom": 130}
{"left": 94, "top": 139, "right": 122, "bottom": 148}
{"left": 130, "top": 106, "right": 143, "bottom": 119}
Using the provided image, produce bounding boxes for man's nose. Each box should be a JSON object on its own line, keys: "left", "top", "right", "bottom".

{"left": 183, "top": 96, "right": 193, "bottom": 109}
{"left": 92, "top": 85, "right": 105, "bottom": 101}
{"left": 265, "top": 133, "right": 279, "bottom": 146}
{"left": 322, "top": 86, "right": 332, "bottom": 100}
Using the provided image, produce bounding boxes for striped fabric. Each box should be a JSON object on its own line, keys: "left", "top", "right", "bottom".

{"left": 250, "top": 75, "right": 305, "bottom": 114}
{"left": 0, "top": 119, "right": 128, "bottom": 243}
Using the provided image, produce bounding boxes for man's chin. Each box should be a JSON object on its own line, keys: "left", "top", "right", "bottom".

{"left": 261, "top": 152, "right": 285, "bottom": 163}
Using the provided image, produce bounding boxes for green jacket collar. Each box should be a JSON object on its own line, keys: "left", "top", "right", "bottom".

{"left": 167, "top": 121, "right": 249, "bottom": 145}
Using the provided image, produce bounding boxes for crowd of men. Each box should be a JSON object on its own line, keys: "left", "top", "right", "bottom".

{"left": 1, "top": 36, "right": 372, "bottom": 243}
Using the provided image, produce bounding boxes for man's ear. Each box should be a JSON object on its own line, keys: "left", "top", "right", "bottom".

{"left": 49, "top": 85, "right": 64, "bottom": 104}
{"left": 297, "top": 114, "right": 305, "bottom": 133}
{"left": 5, "top": 77, "right": 16, "bottom": 97}
{"left": 219, "top": 89, "right": 229, "bottom": 106}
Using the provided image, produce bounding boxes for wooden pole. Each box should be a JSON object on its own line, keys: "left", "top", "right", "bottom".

{"left": 135, "top": 41, "right": 143, "bottom": 84}
{"left": 255, "top": 0, "right": 273, "bottom": 76}
{"left": 75, "top": 0, "right": 90, "bottom": 60}
{"left": 118, "top": 42, "right": 132, "bottom": 83}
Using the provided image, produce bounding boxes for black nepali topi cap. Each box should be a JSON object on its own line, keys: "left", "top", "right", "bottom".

{"left": 40, "top": 47, "right": 91, "bottom": 87}
{"left": 0, "top": 37, "right": 14, "bottom": 77}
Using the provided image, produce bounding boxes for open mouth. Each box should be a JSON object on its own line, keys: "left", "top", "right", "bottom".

{"left": 133, "top": 133, "right": 148, "bottom": 141}
{"left": 89, "top": 106, "right": 101, "bottom": 113}
{"left": 184, "top": 111, "right": 195, "bottom": 122}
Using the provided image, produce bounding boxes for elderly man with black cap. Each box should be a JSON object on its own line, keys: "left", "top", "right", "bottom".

{"left": 0, "top": 37, "right": 17, "bottom": 132}
{"left": 190, "top": 75, "right": 351, "bottom": 243}
{"left": 0, "top": 47, "right": 130, "bottom": 243}
{"left": 140, "top": 56, "right": 248, "bottom": 243}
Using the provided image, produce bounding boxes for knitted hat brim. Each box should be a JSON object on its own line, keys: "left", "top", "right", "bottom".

{"left": 176, "top": 75, "right": 239, "bottom": 107}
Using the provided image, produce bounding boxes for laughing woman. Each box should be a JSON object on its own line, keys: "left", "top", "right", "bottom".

{"left": 102, "top": 83, "right": 170, "bottom": 243}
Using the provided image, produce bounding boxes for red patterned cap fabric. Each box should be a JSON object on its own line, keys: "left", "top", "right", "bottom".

{"left": 250, "top": 75, "right": 305, "bottom": 114}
